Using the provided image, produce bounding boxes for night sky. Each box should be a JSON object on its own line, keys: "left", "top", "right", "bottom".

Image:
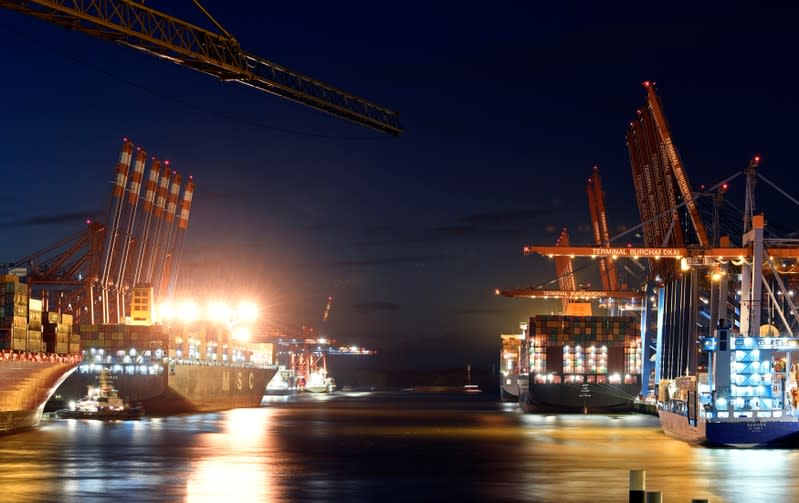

{"left": 1, "top": 3, "right": 798, "bottom": 371}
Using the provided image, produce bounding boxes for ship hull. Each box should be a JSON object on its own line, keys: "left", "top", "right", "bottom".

{"left": 500, "top": 385, "right": 519, "bottom": 401}
{"left": 658, "top": 409, "right": 799, "bottom": 447}
{"left": 0, "top": 359, "right": 80, "bottom": 433}
{"left": 56, "top": 363, "right": 278, "bottom": 415}
{"left": 500, "top": 372, "right": 526, "bottom": 401}
{"left": 521, "top": 383, "right": 639, "bottom": 413}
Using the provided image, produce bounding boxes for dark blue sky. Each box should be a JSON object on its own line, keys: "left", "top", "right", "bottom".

{"left": 1, "top": 2, "right": 798, "bottom": 370}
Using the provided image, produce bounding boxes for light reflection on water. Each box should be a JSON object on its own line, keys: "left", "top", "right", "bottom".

{"left": 0, "top": 393, "right": 796, "bottom": 502}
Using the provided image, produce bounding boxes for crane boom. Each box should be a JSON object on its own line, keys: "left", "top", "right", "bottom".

{"left": 496, "top": 288, "right": 643, "bottom": 299}
{"left": 586, "top": 167, "right": 618, "bottom": 290}
{"left": 522, "top": 244, "right": 799, "bottom": 259}
{"left": 0, "top": 0, "right": 403, "bottom": 135}
{"left": 643, "top": 81, "right": 707, "bottom": 246}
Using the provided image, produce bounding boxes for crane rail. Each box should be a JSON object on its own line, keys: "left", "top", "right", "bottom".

{"left": 0, "top": 0, "right": 403, "bottom": 135}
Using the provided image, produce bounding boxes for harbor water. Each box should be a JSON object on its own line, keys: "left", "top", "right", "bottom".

{"left": 0, "top": 392, "right": 797, "bottom": 502}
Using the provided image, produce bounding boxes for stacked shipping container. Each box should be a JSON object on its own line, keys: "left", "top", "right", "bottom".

{"left": 0, "top": 275, "right": 29, "bottom": 351}
{"left": 76, "top": 322, "right": 274, "bottom": 365}
{"left": 528, "top": 315, "right": 641, "bottom": 383}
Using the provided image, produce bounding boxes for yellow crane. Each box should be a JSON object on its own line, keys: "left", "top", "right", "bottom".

{"left": 0, "top": 0, "right": 402, "bottom": 135}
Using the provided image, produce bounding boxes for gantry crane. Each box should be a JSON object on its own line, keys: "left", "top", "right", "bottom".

{"left": 497, "top": 168, "right": 643, "bottom": 309}
{"left": 0, "top": 0, "right": 402, "bottom": 135}
{"left": 16, "top": 139, "right": 194, "bottom": 325}
{"left": 641, "top": 81, "right": 707, "bottom": 247}
{"left": 586, "top": 166, "right": 619, "bottom": 291}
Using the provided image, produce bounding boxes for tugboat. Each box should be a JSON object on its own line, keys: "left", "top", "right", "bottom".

{"left": 56, "top": 369, "right": 144, "bottom": 420}
{"left": 303, "top": 367, "right": 336, "bottom": 393}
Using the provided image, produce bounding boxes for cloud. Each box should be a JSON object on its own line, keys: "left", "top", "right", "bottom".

{"left": 0, "top": 210, "right": 100, "bottom": 227}
{"left": 455, "top": 307, "right": 511, "bottom": 317}
{"left": 199, "top": 190, "right": 251, "bottom": 202}
{"left": 355, "top": 208, "right": 550, "bottom": 247}
{"left": 353, "top": 302, "right": 400, "bottom": 313}
{"left": 308, "top": 254, "right": 447, "bottom": 268}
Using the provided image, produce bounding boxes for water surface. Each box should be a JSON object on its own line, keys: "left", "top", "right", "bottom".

{"left": 0, "top": 392, "right": 796, "bottom": 502}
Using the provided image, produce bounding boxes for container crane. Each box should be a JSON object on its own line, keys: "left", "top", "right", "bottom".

{"left": 497, "top": 168, "right": 643, "bottom": 310}
{"left": 14, "top": 139, "right": 191, "bottom": 325}
{"left": 642, "top": 81, "right": 707, "bottom": 247}
{"left": 0, "top": 0, "right": 402, "bottom": 135}
{"left": 586, "top": 166, "right": 619, "bottom": 291}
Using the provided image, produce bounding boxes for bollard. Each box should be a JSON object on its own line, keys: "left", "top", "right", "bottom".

{"left": 645, "top": 492, "right": 662, "bottom": 503}
{"left": 629, "top": 469, "right": 645, "bottom": 503}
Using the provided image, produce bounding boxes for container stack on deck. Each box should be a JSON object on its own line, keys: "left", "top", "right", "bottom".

{"left": 73, "top": 321, "right": 274, "bottom": 366}
{"left": 0, "top": 275, "right": 30, "bottom": 351}
{"left": 43, "top": 313, "right": 77, "bottom": 355}
{"left": 527, "top": 315, "right": 641, "bottom": 384}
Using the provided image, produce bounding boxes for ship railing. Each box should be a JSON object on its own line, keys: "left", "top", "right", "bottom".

{"left": 0, "top": 350, "right": 80, "bottom": 364}
{"left": 703, "top": 336, "right": 799, "bottom": 352}
{"left": 171, "top": 358, "right": 278, "bottom": 369}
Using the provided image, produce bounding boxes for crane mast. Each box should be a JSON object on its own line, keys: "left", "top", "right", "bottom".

{"left": 0, "top": 0, "right": 403, "bottom": 135}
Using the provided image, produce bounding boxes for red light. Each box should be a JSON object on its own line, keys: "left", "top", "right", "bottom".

{"left": 123, "top": 137, "right": 128, "bottom": 142}
{"left": 642, "top": 81, "right": 651, "bottom": 88}
{"left": 86, "top": 219, "right": 92, "bottom": 225}
{"left": 165, "top": 160, "right": 170, "bottom": 165}
{"left": 754, "top": 155, "right": 761, "bottom": 162}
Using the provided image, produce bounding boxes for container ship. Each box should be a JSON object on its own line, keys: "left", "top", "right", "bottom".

{"left": 519, "top": 314, "right": 642, "bottom": 413}
{"left": 54, "top": 314, "right": 278, "bottom": 415}
{"left": 0, "top": 274, "right": 81, "bottom": 433}
{"left": 500, "top": 329, "right": 526, "bottom": 401}
{"left": 653, "top": 215, "right": 799, "bottom": 447}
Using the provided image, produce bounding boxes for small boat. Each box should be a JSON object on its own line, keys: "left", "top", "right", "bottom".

{"left": 303, "top": 368, "right": 336, "bottom": 393}
{"left": 56, "top": 369, "right": 144, "bottom": 420}
{"left": 464, "top": 363, "right": 482, "bottom": 393}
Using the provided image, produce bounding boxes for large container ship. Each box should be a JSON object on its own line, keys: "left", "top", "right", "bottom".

{"left": 54, "top": 319, "right": 278, "bottom": 415}
{"left": 0, "top": 274, "right": 81, "bottom": 433}
{"left": 658, "top": 327, "right": 799, "bottom": 447}
{"left": 500, "top": 329, "right": 526, "bottom": 401}
{"left": 520, "top": 314, "right": 642, "bottom": 413}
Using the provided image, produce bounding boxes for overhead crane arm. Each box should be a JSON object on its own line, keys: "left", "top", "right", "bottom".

{"left": 521, "top": 244, "right": 799, "bottom": 259}
{"left": 0, "top": 0, "right": 403, "bottom": 135}
{"left": 495, "top": 288, "right": 643, "bottom": 299}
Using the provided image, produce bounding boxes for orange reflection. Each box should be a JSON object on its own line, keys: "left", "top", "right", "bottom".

{"left": 186, "top": 408, "right": 279, "bottom": 503}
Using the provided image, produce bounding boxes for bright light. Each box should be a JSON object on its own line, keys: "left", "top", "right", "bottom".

{"left": 208, "top": 301, "right": 230, "bottom": 321}
{"left": 179, "top": 300, "right": 199, "bottom": 323}
{"left": 232, "top": 326, "right": 251, "bottom": 341}
{"left": 680, "top": 258, "right": 690, "bottom": 272}
{"left": 159, "top": 301, "right": 175, "bottom": 321}
{"left": 237, "top": 301, "right": 258, "bottom": 322}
